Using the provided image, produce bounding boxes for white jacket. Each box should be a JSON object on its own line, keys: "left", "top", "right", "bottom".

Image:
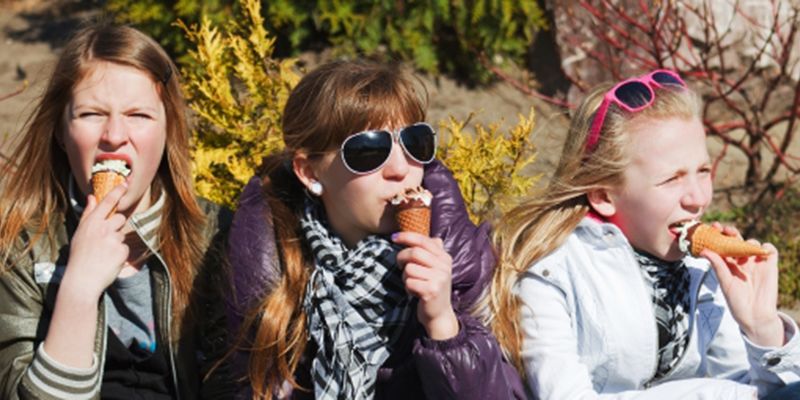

{"left": 517, "top": 217, "right": 800, "bottom": 399}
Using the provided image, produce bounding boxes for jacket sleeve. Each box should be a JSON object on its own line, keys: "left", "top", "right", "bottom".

{"left": 0, "top": 253, "right": 102, "bottom": 400}
{"left": 701, "top": 270, "right": 800, "bottom": 397}
{"left": 517, "top": 267, "right": 758, "bottom": 400}
{"left": 414, "top": 160, "right": 526, "bottom": 399}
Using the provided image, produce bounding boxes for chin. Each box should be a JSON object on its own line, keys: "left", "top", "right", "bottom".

{"left": 663, "top": 246, "right": 686, "bottom": 262}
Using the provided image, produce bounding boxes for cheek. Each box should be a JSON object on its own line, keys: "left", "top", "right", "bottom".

{"left": 138, "top": 128, "right": 167, "bottom": 169}
{"left": 63, "top": 125, "right": 97, "bottom": 180}
{"left": 64, "top": 123, "right": 96, "bottom": 157}
{"left": 408, "top": 167, "right": 424, "bottom": 186}
{"left": 701, "top": 179, "right": 714, "bottom": 205}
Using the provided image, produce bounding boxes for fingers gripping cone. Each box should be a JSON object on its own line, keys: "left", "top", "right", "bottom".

{"left": 681, "top": 222, "right": 770, "bottom": 258}
{"left": 392, "top": 186, "right": 433, "bottom": 236}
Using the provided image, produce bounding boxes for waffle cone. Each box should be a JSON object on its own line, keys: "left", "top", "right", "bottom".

{"left": 689, "top": 223, "right": 770, "bottom": 258}
{"left": 91, "top": 171, "right": 125, "bottom": 203}
{"left": 395, "top": 206, "right": 431, "bottom": 236}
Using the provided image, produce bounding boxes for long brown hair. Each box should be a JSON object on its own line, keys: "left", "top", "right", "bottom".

{"left": 0, "top": 23, "right": 206, "bottom": 335}
{"left": 489, "top": 81, "right": 702, "bottom": 374}
{"left": 242, "top": 59, "right": 427, "bottom": 398}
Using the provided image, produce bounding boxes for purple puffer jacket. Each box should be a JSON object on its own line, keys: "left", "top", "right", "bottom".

{"left": 225, "top": 160, "right": 526, "bottom": 399}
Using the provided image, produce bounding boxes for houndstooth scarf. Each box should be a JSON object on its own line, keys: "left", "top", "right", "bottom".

{"left": 300, "top": 201, "right": 413, "bottom": 400}
{"left": 633, "top": 249, "right": 691, "bottom": 383}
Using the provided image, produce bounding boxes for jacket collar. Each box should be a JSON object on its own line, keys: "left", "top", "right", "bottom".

{"left": 575, "top": 216, "right": 710, "bottom": 272}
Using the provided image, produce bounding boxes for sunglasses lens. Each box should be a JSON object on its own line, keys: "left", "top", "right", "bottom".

{"left": 652, "top": 71, "right": 684, "bottom": 87}
{"left": 342, "top": 131, "right": 393, "bottom": 173}
{"left": 400, "top": 124, "right": 436, "bottom": 163}
{"left": 614, "top": 81, "right": 653, "bottom": 109}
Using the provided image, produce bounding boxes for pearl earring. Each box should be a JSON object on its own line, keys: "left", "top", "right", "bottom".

{"left": 309, "top": 181, "right": 324, "bottom": 196}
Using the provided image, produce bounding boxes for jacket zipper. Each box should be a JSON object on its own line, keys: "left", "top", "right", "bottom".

{"left": 134, "top": 223, "right": 182, "bottom": 400}
{"left": 96, "top": 297, "right": 108, "bottom": 396}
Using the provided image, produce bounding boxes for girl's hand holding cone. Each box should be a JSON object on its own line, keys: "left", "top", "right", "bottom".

{"left": 700, "top": 222, "right": 784, "bottom": 348}
{"left": 393, "top": 232, "right": 459, "bottom": 340}
{"left": 60, "top": 183, "right": 129, "bottom": 298}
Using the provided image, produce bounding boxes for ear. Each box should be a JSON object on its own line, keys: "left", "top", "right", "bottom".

{"left": 292, "top": 152, "right": 319, "bottom": 190}
{"left": 587, "top": 188, "right": 617, "bottom": 218}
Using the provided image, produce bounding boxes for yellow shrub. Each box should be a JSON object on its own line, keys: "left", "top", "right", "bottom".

{"left": 179, "top": 0, "right": 299, "bottom": 208}
{"left": 438, "top": 110, "right": 539, "bottom": 223}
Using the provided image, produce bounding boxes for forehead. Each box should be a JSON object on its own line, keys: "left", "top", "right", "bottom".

{"left": 73, "top": 61, "right": 159, "bottom": 97}
{"left": 362, "top": 115, "right": 413, "bottom": 131}
{"left": 625, "top": 117, "right": 708, "bottom": 171}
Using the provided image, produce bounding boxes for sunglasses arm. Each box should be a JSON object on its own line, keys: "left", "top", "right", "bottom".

{"left": 586, "top": 99, "right": 612, "bottom": 153}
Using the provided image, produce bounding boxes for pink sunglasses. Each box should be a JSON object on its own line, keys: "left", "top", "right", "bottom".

{"left": 585, "top": 69, "right": 687, "bottom": 153}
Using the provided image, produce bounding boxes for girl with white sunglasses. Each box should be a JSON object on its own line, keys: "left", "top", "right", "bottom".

{"left": 224, "top": 59, "right": 524, "bottom": 399}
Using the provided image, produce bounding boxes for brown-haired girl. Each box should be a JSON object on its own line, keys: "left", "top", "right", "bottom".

{"left": 225, "top": 59, "right": 524, "bottom": 399}
{"left": 0, "top": 24, "right": 232, "bottom": 399}
{"left": 490, "top": 70, "right": 800, "bottom": 399}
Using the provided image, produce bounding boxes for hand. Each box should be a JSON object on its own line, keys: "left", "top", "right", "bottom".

{"left": 700, "top": 222, "right": 784, "bottom": 347}
{"left": 61, "top": 184, "right": 130, "bottom": 298}
{"left": 393, "top": 232, "right": 459, "bottom": 340}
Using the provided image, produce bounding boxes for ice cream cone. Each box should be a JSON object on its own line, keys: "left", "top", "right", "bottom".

{"left": 688, "top": 223, "right": 769, "bottom": 258}
{"left": 396, "top": 207, "right": 431, "bottom": 236}
{"left": 392, "top": 186, "right": 433, "bottom": 236}
{"left": 91, "top": 171, "right": 125, "bottom": 203}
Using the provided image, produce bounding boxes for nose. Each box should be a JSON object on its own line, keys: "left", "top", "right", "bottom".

{"left": 100, "top": 114, "right": 129, "bottom": 148}
{"left": 681, "top": 175, "right": 711, "bottom": 212}
{"left": 380, "top": 140, "right": 410, "bottom": 180}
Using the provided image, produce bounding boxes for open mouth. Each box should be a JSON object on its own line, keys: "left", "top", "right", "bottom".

{"left": 93, "top": 154, "right": 132, "bottom": 178}
{"left": 668, "top": 219, "right": 697, "bottom": 236}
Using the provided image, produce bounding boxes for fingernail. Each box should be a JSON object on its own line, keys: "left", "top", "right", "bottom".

{"left": 391, "top": 232, "right": 399, "bottom": 241}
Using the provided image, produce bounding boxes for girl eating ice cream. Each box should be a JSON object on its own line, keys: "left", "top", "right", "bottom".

{"left": 0, "top": 24, "right": 233, "bottom": 399}
{"left": 489, "top": 70, "right": 800, "bottom": 399}
{"left": 224, "top": 59, "right": 524, "bottom": 399}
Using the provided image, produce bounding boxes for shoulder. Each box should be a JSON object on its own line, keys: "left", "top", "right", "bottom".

{"left": 0, "top": 220, "right": 65, "bottom": 308}
{"left": 423, "top": 161, "right": 468, "bottom": 223}
{"left": 226, "top": 176, "right": 282, "bottom": 301}
{"left": 196, "top": 197, "right": 233, "bottom": 236}
{"left": 522, "top": 218, "right": 631, "bottom": 286}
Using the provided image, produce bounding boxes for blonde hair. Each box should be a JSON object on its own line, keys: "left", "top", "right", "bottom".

{"left": 241, "top": 59, "right": 427, "bottom": 398}
{"left": 0, "top": 24, "right": 205, "bottom": 337}
{"left": 489, "top": 81, "right": 702, "bottom": 374}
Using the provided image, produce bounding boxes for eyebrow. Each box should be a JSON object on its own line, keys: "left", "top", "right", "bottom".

{"left": 70, "top": 103, "right": 161, "bottom": 113}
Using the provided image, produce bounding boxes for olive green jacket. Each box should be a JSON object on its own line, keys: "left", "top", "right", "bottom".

{"left": 0, "top": 198, "right": 233, "bottom": 400}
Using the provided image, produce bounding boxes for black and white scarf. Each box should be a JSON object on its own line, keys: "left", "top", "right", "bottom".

{"left": 300, "top": 201, "right": 413, "bottom": 400}
{"left": 634, "top": 250, "right": 691, "bottom": 382}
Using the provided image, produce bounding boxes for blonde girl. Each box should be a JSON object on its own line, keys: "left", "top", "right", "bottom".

{"left": 0, "top": 24, "right": 232, "bottom": 399}
{"left": 491, "top": 70, "right": 800, "bottom": 399}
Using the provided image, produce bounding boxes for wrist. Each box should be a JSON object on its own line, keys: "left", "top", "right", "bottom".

{"left": 59, "top": 271, "right": 105, "bottom": 302}
{"left": 743, "top": 315, "right": 785, "bottom": 347}
{"left": 421, "top": 309, "right": 459, "bottom": 340}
